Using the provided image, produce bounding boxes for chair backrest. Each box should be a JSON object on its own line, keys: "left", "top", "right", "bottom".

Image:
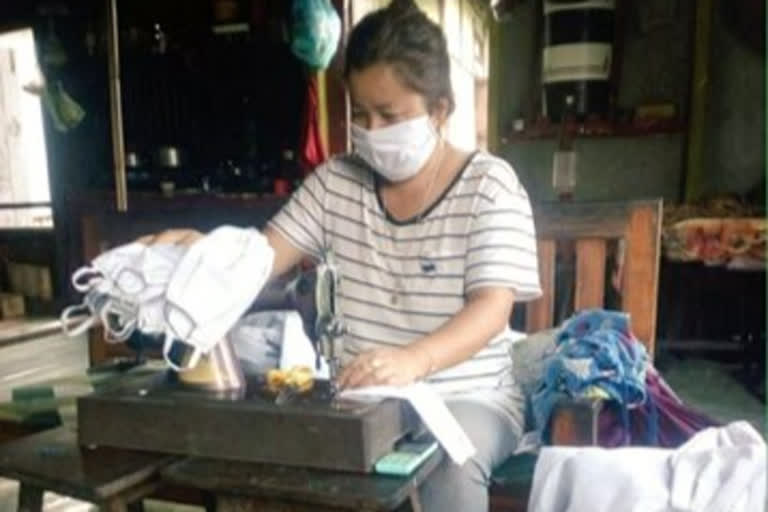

{"left": 523, "top": 199, "right": 663, "bottom": 357}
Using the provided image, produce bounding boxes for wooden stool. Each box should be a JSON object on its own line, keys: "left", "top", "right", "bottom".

{"left": 0, "top": 427, "right": 173, "bottom": 512}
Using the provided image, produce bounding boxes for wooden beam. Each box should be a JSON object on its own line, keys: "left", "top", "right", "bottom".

{"left": 574, "top": 239, "right": 606, "bottom": 311}
{"left": 326, "top": 0, "right": 349, "bottom": 156}
{"left": 683, "top": 0, "right": 714, "bottom": 202}
{"left": 107, "top": 0, "right": 127, "bottom": 212}
{"left": 487, "top": 21, "right": 502, "bottom": 153}
{"left": 621, "top": 201, "right": 662, "bottom": 356}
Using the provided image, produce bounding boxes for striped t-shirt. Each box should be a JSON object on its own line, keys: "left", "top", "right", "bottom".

{"left": 268, "top": 151, "right": 542, "bottom": 394}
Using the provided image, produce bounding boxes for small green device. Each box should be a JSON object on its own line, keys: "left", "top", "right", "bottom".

{"left": 374, "top": 439, "right": 439, "bottom": 476}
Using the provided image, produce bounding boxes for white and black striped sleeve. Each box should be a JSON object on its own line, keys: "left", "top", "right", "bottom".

{"left": 267, "top": 165, "right": 328, "bottom": 259}
{"left": 464, "top": 172, "right": 542, "bottom": 301}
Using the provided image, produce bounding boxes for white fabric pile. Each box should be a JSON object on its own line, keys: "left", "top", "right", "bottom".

{"left": 528, "top": 421, "right": 766, "bottom": 512}
{"left": 61, "top": 226, "right": 274, "bottom": 370}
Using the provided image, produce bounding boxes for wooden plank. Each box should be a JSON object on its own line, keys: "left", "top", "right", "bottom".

{"left": 533, "top": 201, "right": 631, "bottom": 239}
{"left": 81, "top": 214, "right": 110, "bottom": 366}
{"left": 0, "top": 317, "right": 80, "bottom": 348}
{"left": 549, "top": 398, "right": 603, "bottom": 446}
{"left": 216, "top": 495, "right": 350, "bottom": 512}
{"left": 621, "top": 201, "right": 662, "bottom": 356}
{"left": 162, "top": 450, "right": 443, "bottom": 512}
{"left": 574, "top": 239, "right": 606, "bottom": 311}
{"left": 526, "top": 240, "right": 556, "bottom": 332}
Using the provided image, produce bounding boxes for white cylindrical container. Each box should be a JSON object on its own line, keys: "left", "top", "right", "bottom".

{"left": 542, "top": 0, "right": 616, "bottom": 121}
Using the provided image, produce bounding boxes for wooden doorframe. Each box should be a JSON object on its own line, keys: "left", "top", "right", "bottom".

{"left": 321, "top": 0, "right": 350, "bottom": 156}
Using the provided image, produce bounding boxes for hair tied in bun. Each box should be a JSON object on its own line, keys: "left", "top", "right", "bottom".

{"left": 388, "top": 0, "right": 420, "bottom": 15}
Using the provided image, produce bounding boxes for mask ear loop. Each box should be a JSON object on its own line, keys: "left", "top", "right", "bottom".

{"left": 162, "top": 301, "right": 200, "bottom": 372}
{"left": 95, "top": 267, "right": 144, "bottom": 344}
{"left": 72, "top": 266, "right": 104, "bottom": 293}
{"left": 162, "top": 332, "right": 202, "bottom": 373}
{"left": 114, "top": 267, "right": 148, "bottom": 297}
{"left": 100, "top": 299, "right": 137, "bottom": 343}
{"left": 60, "top": 303, "right": 98, "bottom": 337}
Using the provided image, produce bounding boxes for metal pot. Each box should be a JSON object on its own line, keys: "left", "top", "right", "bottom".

{"left": 175, "top": 337, "right": 245, "bottom": 392}
{"left": 155, "top": 145, "right": 185, "bottom": 168}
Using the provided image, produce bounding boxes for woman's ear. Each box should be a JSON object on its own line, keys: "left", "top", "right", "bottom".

{"left": 430, "top": 97, "right": 450, "bottom": 127}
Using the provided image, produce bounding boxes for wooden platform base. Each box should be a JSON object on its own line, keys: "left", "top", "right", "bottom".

{"left": 78, "top": 372, "right": 419, "bottom": 473}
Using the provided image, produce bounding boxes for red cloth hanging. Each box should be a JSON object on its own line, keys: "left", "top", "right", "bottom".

{"left": 298, "top": 74, "right": 327, "bottom": 175}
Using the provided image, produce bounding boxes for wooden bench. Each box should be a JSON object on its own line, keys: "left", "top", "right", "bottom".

{"left": 0, "top": 427, "right": 173, "bottom": 512}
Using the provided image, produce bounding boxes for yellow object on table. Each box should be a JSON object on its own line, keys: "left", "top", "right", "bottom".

{"left": 266, "top": 365, "right": 315, "bottom": 394}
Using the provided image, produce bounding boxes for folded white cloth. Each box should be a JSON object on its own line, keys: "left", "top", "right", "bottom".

{"left": 669, "top": 421, "right": 766, "bottom": 512}
{"left": 340, "top": 383, "right": 477, "bottom": 465}
{"left": 163, "top": 226, "right": 274, "bottom": 370}
{"left": 528, "top": 421, "right": 766, "bottom": 512}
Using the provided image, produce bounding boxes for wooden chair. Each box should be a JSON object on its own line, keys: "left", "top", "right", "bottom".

{"left": 489, "top": 198, "right": 664, "bottom": 512}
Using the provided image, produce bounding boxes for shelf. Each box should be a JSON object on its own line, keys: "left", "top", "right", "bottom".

{"left": 501, "top": 119, "right": 686, "bottom": 143}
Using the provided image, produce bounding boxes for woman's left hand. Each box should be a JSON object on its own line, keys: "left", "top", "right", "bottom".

{"left": 337, "top": 347, "right": 426, "bottom": 390}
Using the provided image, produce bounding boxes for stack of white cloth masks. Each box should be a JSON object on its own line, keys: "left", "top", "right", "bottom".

{"left": 62, "top": 242, "right": 185, "bottom": 342}
{"left": 62, "top": 226, "right": 275, "bottom": 371}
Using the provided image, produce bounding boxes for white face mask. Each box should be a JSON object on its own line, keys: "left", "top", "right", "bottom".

{"left": 163, "top": 226, "right": 274, "bottom": 371}
{"left": 350, "top": 114, "right": 438, "bottom": 182}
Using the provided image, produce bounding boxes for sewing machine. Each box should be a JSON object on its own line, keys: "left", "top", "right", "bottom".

{"left": 77, "top": 259, "right": 421, "bottom": 473}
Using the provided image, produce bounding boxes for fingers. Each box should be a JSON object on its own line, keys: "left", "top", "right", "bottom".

{"left": 136, "top": 233, "right": 157, "bottom": 245}
{"left": 136, "top": 229, "right": 203, "bottom": 246}
{"left": 338, "top": 354, "right": 394, "bottom": 390}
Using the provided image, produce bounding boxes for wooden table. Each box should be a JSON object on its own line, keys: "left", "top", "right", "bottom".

{"left": 0, "top": 427, "right": 173, "bottom": 512}
{"left": 161, "top": 452, "right": 442, "bottom": 512}
{"left": 0, "top": 426, "right": 440, "bottom": 512}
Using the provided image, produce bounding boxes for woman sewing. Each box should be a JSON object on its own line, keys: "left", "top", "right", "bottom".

{"left": 145, "top": 1, "right": 541, "bottom": 509}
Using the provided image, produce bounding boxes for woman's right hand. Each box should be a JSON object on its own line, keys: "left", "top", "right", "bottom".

{"left": 136, "top": 228, "right": 204, "bottom": 246}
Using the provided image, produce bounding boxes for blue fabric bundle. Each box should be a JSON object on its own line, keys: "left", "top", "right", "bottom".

{"left": 531, "top": 309, "right": 652, "bottom": 443}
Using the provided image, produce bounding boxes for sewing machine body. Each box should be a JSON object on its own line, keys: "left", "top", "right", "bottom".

{"left": 78, "top": 259, "right": 420, "bottom": 473}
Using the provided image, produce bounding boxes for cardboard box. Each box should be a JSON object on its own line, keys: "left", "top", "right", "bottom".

{"left": 0, "top": 293, "right": 25, "bottom": 319}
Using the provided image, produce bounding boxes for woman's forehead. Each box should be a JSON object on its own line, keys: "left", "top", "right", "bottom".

{"left": 348, "top": 63, "right": 425, "bottom": 109}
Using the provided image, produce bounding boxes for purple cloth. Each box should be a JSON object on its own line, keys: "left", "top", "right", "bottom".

{"left": 598, "top": 365, "right": 719, "bottom": 448}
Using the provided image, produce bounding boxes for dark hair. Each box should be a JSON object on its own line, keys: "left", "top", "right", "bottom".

{"left": 344, "top": 0, "right": 455, "bottom": 115}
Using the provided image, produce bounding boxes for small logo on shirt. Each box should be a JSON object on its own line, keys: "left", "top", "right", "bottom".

{"left": 419, "top": 257, "right": 437, "bottom": 274}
